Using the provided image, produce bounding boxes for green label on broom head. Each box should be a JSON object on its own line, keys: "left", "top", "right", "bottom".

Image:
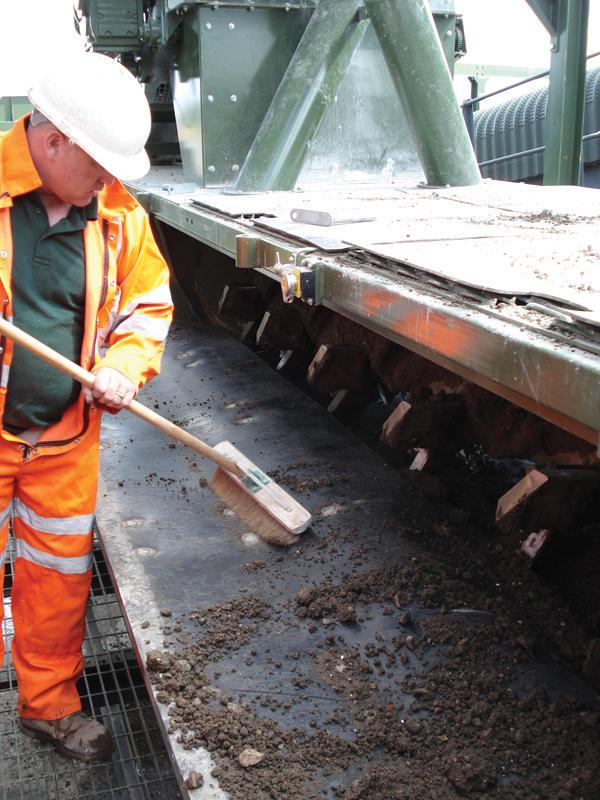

{"left": 242, "top": 467, "right": 271, "bottom": 493}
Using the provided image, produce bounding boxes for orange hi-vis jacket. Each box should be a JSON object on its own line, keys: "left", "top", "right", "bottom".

{"left": 0, "top": 115, "right": 173, "bottom": 454}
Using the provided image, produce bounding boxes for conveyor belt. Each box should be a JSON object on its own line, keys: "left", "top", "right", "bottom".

{"left": 95, "top": 323, "right": 600, "bottom": 800}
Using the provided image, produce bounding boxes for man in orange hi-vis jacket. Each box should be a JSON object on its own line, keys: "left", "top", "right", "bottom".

{"left": 0, "top": 52, "right": 173, "bottom": 761}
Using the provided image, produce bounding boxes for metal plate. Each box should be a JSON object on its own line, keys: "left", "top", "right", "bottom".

{"left": 318, "top": 259, "right": 600, "bottom": 443}
{"left": 172, "top": 6, "right": 310, "bottom": 186}
{"left": 186, "top": 179, "right": 600, "bottom": 317}
{"left": 363, "top": 232, "right": 600, "bottom": 319}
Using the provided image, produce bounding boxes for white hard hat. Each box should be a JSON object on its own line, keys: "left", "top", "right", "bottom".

{"left": 28, "top": 52, "right": 151, "bottom": 182}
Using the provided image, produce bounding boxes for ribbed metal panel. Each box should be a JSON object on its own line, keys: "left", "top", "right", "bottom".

{"left": 474, "top": 66, "right": 600, "bottom": 181}
{"left": 583, "top": 66, "right": 600, "bottom": 165}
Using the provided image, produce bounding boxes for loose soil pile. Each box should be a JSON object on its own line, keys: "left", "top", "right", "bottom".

{"left": 146, "top": 495, "right": 600, "bottom": 799}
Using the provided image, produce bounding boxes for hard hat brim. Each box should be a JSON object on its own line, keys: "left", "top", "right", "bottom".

{"left": 88, "top": 141, "right": 151, "bottom": 183}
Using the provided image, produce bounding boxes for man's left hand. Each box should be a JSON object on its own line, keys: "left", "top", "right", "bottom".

{"left": 83, "top": 367, "right": 137, "bottom": 410}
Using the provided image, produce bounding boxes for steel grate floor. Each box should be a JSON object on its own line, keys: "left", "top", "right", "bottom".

{"left": 0, "top": 534, "right": 182, "bottom": 800}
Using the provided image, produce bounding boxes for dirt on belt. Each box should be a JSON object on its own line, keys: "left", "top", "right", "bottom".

{"left": 145, "top": 464, "right": 600, "bottom": 800}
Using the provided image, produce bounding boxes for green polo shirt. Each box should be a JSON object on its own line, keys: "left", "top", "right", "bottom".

{"left": 3, "top": 191, "right": 96, "bottom": 434}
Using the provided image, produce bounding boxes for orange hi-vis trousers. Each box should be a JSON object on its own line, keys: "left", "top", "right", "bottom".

{"left": 0, "top": 415, "right": 101, "bottom": 720}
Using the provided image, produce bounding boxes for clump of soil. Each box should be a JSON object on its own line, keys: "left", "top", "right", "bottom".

{"left": 243, "top": 560, "right": 267, "bottom": 574}
{"left": 270, "top": 462, "right": 336, "bottom": 493}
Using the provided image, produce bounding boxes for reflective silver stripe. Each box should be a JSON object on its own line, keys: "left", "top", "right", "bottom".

{"left": 112, "top": 285, "right": 173, "bottom": 330}
{"left": 112, "top": 315, "right": 170, "bottom": 342}
{"left": 97, "top": 287, "right": 122, "bottom": 348}
{"left": 108, "top": 285, "right": 172, "bottom": 340}
{"left": 0, "top": 500, "right": 11, "bottom": 529}
{"left": 119, "top": 285, "right": 173, "bottom": 316}
{"left": 1, "top": 313, "right": 12, "bottom": 387}
{"left": 0, "top": 547, "right": 6, "bottom": 571}
{"left": 16, "top": 539, "right": 92, "bottom": 575}
{"left": 13, "top": 498, "right": 94, "bottom": 536}
{"left": 1, "top": 363, "right": 10, "bottom": 388}
{"left": 115, "top": 219, "right": 123, "bottom": 262}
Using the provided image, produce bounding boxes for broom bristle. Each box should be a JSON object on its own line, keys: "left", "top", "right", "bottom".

{"left": 209, "top": 468, "right": 300, "bottom": 547}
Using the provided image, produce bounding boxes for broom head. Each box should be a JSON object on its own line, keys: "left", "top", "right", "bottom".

{"left": 208, "top": 441, "right": 312, "bottom": 547}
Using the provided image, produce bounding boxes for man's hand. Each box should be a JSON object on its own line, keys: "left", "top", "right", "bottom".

{"left": 83, "top": 367, "right": 136, "bottom": 410}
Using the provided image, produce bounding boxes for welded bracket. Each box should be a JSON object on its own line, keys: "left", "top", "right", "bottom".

{"left": 525, "top": 0, "right": 558, "bottom": 36}
{"left": 235, "top": 234, "right": 318, "bottom": 304}
{"left": 235, "top": 235, "right": 259, "bottom": 269}
{"left": 235, "top": 234, "right": 313, "bottom": 269}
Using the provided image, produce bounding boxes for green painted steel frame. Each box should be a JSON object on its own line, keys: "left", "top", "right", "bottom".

{"left": 526, "top": 0, "right": 557, "bottom": 33}
{"left": 233, "top": 0, "right": 369, "bottom": 192}
{"left": 84, "top": 0, "right": 468, "bottom": 190}
{"left": 318, "top": 258, "right": 599, "bottom": 448}
{"left": 363, "top": 0, "right": 481, "bottom": 187}
{"left": 526, "top": 0, "right": 590, "bottom": 185}
{"left": 235, "top": 0, "right": 475, "bottom": 191}
{"left": 544, "top": 0, "right": 589, "bottom": 185}
{"left": 136, "top": 188, "right": 600, "bottom": 448}
{"left": 172, "top": 5, "right": 309, "bottom": 186}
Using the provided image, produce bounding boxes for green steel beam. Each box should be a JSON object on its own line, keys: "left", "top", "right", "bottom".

{"left": 233, "top": 0, "right": 368, "bottom": 193}
{"left": 525, "top": 0, "right": 557, "bottom": 35}
{"left": 363, "top": 0, "right": 480, "bottom": 187}
{"left": 543, "top": 0, "right": 589, "bottom": 185}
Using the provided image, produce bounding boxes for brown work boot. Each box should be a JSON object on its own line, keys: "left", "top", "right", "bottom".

{"left": 19, "top": 712, "right": 114, "bottom": 762}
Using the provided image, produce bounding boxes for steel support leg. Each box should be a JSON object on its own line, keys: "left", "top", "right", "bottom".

{"left": 233, "top": 1, "right": 368, "bottom": 193}
{"left": 542, "top": 0, "right": 589, "bottom": 185}
{"left": 363, "top": 0, "right": 481, "bottom": 187}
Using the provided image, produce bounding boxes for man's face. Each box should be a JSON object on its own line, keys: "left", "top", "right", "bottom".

{"left": 43, "top": 130, "right": 115, "bottom": 207}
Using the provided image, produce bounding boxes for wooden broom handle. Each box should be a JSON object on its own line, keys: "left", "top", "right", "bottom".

{"left": 0, "top": 318, "right": 245, "bottom": 479}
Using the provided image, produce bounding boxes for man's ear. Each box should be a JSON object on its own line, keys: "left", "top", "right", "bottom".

{"left": 45, "top": 128, "right": 66, "bottom": 160}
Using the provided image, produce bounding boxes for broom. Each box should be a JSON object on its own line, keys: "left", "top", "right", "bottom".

{"left": 0, "top": 318, "right": 312, "bottom": 546}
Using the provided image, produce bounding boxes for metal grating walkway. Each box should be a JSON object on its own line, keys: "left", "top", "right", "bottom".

{"left": 0, "top": 535, "right": 181, "bottom": 800}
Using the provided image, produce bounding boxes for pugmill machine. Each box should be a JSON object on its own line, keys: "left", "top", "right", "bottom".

{"left": 2, "top": 2, "right": 600, "bottom": 799}
{"left": 77, "top": 0, "right": 600, "bottom": 456}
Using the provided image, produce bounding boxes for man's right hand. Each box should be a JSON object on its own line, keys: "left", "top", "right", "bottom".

{"left": 83, "top": 367, "right": 136, "bottom": 410}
